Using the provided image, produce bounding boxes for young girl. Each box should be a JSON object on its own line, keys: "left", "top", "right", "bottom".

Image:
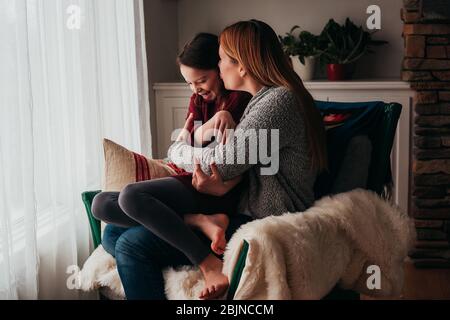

{"left": 171, "top": 33, "right": 252, "bottom": 255}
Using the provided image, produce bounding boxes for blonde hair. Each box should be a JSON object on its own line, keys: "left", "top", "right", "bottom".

{"left": 219, "top": 20, "right": 327, "bottom": 171}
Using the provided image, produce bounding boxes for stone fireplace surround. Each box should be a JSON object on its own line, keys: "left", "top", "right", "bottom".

{"left": 401, "top": 0, "right": 450, "bottom": 268}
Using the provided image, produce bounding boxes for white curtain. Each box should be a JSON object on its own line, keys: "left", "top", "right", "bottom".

{"left": 0, "top": 0, "right": 151, "bottom": 299}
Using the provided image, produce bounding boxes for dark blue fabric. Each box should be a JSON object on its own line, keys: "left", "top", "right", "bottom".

{"left": 313, "top": 100, "right": 390, "bottom": 198}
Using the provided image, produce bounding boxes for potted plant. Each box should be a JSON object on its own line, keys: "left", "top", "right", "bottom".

{"left": 279, "top": 26, "right": 320, "bottom": 80}
{"left": 316, "top": 18, "right": 388, "bottom": 81}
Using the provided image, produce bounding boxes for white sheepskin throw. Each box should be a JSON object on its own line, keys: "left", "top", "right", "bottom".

{"left": 223, "top": 189, "right": 416, "bottom": 299}
{"left": 78, "top": 245, "right": 125, "bottom": 300}
{"left": 78, "top": 189, "right": 416, "bottom": 300}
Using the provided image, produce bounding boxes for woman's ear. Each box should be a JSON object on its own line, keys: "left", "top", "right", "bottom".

{"left": 238, "top": 65, "right": 247, "bottom": 78}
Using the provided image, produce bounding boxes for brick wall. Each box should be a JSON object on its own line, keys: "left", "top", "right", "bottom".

{"left": 401, "top": 0, "right": 450, "bottom": 268}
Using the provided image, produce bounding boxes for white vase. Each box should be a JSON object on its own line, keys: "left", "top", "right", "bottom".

{"left": 290, "top": 55, "right": 316, "bottom": 81}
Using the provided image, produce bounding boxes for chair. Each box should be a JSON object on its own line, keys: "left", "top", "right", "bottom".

{"left": 81, "top": 100, "right": 402, "bottom": 300}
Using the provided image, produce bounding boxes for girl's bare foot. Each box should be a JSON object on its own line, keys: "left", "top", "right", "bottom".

{"left": 198, "top": 254, "right": 229, "bottom": 300}
{"left": 185, "top": 213, "right": 229, "bottom": 255}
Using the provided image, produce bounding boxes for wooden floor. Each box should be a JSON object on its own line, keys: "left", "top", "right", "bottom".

{"left": 362, "top": 259, "right": 450, "bottom": 300}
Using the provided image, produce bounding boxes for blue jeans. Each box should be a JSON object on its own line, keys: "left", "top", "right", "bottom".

{"left": 102, "top": 214, "right": 253, "bottom": 300}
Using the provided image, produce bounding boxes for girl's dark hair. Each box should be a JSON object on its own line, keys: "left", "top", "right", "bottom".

{"left": 177, "top": 33, "right": 220, "bottom": 70}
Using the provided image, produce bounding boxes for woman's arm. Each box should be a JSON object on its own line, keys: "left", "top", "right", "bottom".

{"left": 168, "top": 89, "right": 296, "bottom": 180}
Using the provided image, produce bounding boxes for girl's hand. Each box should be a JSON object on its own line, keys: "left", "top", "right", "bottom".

{"left": 213, "top": 110, "right": 236, "bottom": 144}
{"left": 176, "top": 113, "right": 194, "bottom": 142}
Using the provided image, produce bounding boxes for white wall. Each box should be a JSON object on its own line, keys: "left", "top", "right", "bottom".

{"left": 176, "top": 0, "right": 404, "bottom": 79}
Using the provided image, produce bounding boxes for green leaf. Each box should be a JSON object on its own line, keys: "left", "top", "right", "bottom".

{"left": 345, "top": 27, "right": 364, "bottom": 62}
{"left": 317, "top": 17, "right": 387, "bottom": 65}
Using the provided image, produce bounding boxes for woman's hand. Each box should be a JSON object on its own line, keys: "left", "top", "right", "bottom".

{"left": 176, "top": 113, "right": 194, "bottom": 142}
{"left": 213, "top": 110, "right": 236, "bottom": 144}
{"left": 192, "top": 160, "right": 242, "bottom": 197}
{"left": 192, "top": 160, "right": 226, "bottom": 196}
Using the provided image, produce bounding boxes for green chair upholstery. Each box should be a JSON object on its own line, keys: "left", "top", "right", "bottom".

{"left": 82, "top": 190, "right": 102, "bottom": 249}
{"left": 81, "top": 101, "right": 401, "bottom": 300}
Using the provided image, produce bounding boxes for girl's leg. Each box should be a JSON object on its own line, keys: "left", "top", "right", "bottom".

{"left": 117, "top": 177, "right": 211, "bottom": 265}
{"left": 117, "top": 177, "right": 228, "bottom": 299}
{"left": 184, "top": 213, "right": 229, "bottom": 255}
{"left": 98, "top": 177, "right": 252, "bottom": 300}
{"left": 91, "top": 192, "right": 139, "bottom": 228}
{"left": 184, "top": 185, "right": 243, "bottom": 255}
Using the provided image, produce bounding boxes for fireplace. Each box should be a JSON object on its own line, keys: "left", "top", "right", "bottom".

{"left": 401, "top": 0, "right": 450, "bottom": 268}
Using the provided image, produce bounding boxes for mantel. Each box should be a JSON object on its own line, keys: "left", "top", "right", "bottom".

{"left": 154, "top": 80, "right": 412, "bottom": 91}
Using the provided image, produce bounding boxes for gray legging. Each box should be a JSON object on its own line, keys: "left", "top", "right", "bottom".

{"left": 92, "top": 177, "right": 239, "bottom": 265}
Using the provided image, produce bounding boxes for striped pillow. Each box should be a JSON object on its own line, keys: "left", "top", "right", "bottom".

{"left": 102, "top": 138, "right": 177, "bottom": 191}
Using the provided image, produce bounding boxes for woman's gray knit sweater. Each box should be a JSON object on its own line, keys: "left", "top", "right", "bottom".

{"left": 168, "top": 86, "right": 317, "bottom": 219}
